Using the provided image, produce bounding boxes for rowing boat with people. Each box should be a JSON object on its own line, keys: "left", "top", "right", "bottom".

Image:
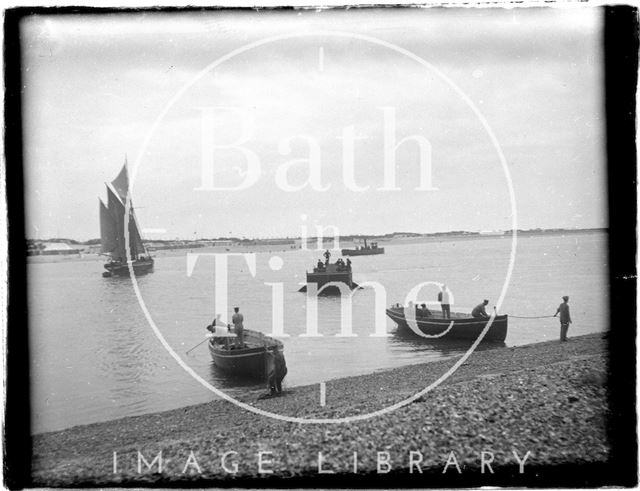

{"left": 298, "top": 250, "right": 360, "bottom": 294}
{"left": 208, "top": 329, "right": 284, "bottom": 380}
{"left": 385, "top": 306, "right": 508, "bottom": 343}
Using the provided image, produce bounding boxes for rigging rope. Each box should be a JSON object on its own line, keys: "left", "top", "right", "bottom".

{"left": 508, "top": 314, "right": 556, "bottom": 319}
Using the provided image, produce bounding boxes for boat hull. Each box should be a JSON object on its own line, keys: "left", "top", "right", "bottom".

{"left": 306, "top": 271, "right": 354, "bottom": 288}
{"left": 386, "top": 307, "right": 508, "bottom": 343}
{"left": 341, "top": 248, "right": 385, "bottom": 256}
{"left": 299, "top": 269, "right": 359, "bottom": 293}
{"left": 208, "top": 330, "right": 283, "bottom": 380}
{"left": 104, "top": 258, "right": 154, "bottom": 276}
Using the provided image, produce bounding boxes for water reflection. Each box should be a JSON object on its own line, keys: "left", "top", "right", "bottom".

{"left": 392, "top": 329, "right": 506, "bottom": 354}
{"left": 94, "top": 274, "right": 158, "bottom": 405}
{"left": 208, "top": 361, "right": 266, "bottom": 392}
{"left": 390, "top": 329, "right": 506, "bottom": 356}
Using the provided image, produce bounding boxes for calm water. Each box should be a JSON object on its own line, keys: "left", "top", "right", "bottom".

{"left": 29, "top": 232, "right": 608, "bottom": 434}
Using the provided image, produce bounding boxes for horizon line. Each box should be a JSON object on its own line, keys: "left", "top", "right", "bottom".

{"left": 27, "top": 226, "right": 608, "bottom": 243}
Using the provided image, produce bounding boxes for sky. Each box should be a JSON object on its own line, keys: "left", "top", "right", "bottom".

{"left": 21, "top": 7, "right": 606, "bottom": 241}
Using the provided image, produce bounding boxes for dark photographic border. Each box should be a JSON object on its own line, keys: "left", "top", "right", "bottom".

{"left": 3, "top": 5, "right": 637, "bottom": 488}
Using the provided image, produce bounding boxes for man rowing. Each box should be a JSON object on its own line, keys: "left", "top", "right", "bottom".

{"left": 206, "top": 313, "right": 231, "bottom": 333}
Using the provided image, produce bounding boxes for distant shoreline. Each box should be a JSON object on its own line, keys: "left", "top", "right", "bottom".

{"left": 27, "top": 228, "right": 606, "bottom": 264}
{"left": 32, "top": 333, "right": 608, "bottom": 486}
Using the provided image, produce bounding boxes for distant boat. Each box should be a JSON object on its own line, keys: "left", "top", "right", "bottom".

{"left": 341, "top": 238, "right": 384, "bottom": 256}
{"left": 208, "top": 329, "right": 283, "bottom": 380}
{"left": 386, "top": 306, "right": 508, "bottom": 343}
{"left": 99, "top": 161, "right": 154, "bottom": 277}
{"left": 299, "top": 251, "right": 359, "bottom": 294}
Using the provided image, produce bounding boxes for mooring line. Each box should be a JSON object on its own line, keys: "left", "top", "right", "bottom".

{"left": 509, "top": 314, "right": 556, "bottom": 319}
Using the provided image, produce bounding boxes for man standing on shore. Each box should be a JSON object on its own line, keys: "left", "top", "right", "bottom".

{"left": 232, "top": 307, "right": 244, "bottom": 348}
{"left": 267, "top": 346, "right": 288, "bottom": 395}
{"left": 554, "top": 295, "right": 572, "bottom": 342}
{"left": 439, "top": 284, "right": 451, "bottom": 319}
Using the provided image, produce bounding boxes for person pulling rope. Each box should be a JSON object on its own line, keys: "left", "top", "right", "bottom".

{"left": 507, "top": 295, "right": 573, "bottom": 342}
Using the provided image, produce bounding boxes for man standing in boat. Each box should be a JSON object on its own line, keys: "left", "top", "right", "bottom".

{"left": 231, "top": 307, "right": 245, "bottom": 348}
{"left": 554, "top": 295, "right": 572, "bottom": 342}
{"left": 439, "top": 284, "right": 451, "bottom": 319}
{"left": 471, "top": 299, "right": 490, "bottom": 318}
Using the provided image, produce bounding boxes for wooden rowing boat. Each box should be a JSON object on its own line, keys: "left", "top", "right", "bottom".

{"left": 208, "top": 329, "right": 284, "bottom": 380}
{"left": 299, "top": 260, "right": 360, "bottom": 294}
{"left": 301, "top": 262, "right": 358, "bottom": 292}
{"left": 385, "top": 306, "right": 508, "bottom": 343}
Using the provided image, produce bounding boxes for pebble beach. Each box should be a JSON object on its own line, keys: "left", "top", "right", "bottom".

{"left": 32, "top": 333, "right": 611, "bottom": 487}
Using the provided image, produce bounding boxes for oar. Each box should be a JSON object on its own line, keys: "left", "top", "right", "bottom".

{"left": 186, "top": 313, "right": 224, "bottom": 355}
{"left": 186, "top": 334, "right": 213, "bottom": 355}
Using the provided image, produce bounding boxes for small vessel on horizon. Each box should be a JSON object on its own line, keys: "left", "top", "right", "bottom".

{"left": 386, "top": 305, "right": 508, "bottom": 343}
{"left": 341, "top": 238, "right": 385, "bottom": 256}
{"left": 99, "top": 161, "right": 154, "bottom": 277}
{"left": 299, "top": 250, "right": 360, "bottom": 294}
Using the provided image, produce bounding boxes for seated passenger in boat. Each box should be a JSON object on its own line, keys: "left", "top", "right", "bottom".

{"left": 417, "top": 303, "right": 432, "bottom": 317}
{"left": 472, "top": 300, "right": 490, "bottom": 318}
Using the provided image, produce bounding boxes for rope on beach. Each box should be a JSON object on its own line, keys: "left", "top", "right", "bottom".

{"left": 509, "top": 315, "right": 556, "bottom": 319}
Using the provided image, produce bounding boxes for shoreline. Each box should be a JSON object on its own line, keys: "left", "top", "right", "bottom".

{"left": 32, "top": 333, "right": 609, "bottom": 485}
{"left": 26, "top": 228, "right": 604, "bottom": 264}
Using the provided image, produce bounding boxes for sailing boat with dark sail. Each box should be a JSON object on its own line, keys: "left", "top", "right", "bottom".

{"left": 99, "top": 161, "right": 154, "bottom": 277}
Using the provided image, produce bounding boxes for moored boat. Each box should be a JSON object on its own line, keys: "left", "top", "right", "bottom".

{"left": 208, "top": 329, "right": 284, "bottom": 380}
{"left": 103, "top": 257, "right": 154, "bottom": 277}
{"left": 99, "top": 160, "right": 154, "bottom": 277}
{"left": 386, "top": 306, "right": 508, "bottom": 343}
{"left": 341, "top": 238, "right": 385, "bottom": 256}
